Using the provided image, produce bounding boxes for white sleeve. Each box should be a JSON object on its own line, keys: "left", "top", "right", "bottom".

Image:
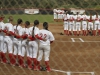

{"left": 34, "top": 27, "right": 39, "bottom": 35}
{"left": 26, "top": 28, "right": 29, "bottom": 35}
{"left": 13, "top": 26, "right": 16, "bottom": 33}
{"left": 9, "top": 24, "right": 14, "bottom": 32}
{"left": 49, "top": 32, "right": 55, "bottom": 41}
{"left": 3, "top": 23, "right": 6, "bottom": 30}
{"left": 19, "top": 26, "right": 23, "bottom": 35}
{"left": 0, "top": 23, "right": 2, "bottom": 29}
{"left": 29, "top": 27, "right": 32, "bottom": 35}
{"left": 21, "top": 28, "right": 24, "bottom": 35}
{"left": 2, "top": 23, "right": 6, "bottom": 30}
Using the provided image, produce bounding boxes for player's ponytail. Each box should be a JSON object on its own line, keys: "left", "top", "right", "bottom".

{"left": 32, "top": 20, "right": 39, "bottom": 37}
{"left": 43, "top": 22, "right": 48, "bottom": 30}
{"left": 32, "top": 26, "right": 35, "bottom": 37}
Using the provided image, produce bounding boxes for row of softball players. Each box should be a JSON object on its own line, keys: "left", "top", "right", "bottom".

{"left": 63, "top": 14, "right": 100, "bottom": 36}
{"left": 0, "top": 16, "right": 55, "bottom": 72}
{"left": 53, "top": 9, "right": 65, "bottom": 20}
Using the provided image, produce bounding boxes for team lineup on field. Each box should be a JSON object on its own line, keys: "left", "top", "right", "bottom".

{"left": 53, "top": 9, "right": 100, "bottom": 36}
{"left": 0, "top": 15, "right": 55, "bottom": 72}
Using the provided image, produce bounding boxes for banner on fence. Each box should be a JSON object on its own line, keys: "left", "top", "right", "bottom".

{"left": 24, "top": 9, "right": 39, "bottom": 14}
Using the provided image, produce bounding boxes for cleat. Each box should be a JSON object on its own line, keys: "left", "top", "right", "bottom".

{"left": 10, "top": 61, "right": 16, "bottom": 66}
{"left": 37, "top": 66, "right": 41, "bottom": 71}
{"left": 46, "top": 67, "right": 51, "bottom": 72}
{"left": 33, "top": 66, "right": 38, "bottom": 71}
{"left": 20, "top": 64, "right": 26, "bottom": 68}
{"left": 28, "top": 66, "right": 33, "bottom": 70}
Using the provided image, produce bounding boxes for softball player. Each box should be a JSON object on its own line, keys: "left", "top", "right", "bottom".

{"left": 87, "top": 15, "right": 94, "bottom": 36}
{"left": 63, "top": 13, "right": 69, "bottom": 35}
{"left": 75, "top": 14, "right": 82, "bottom": 36}
{"left": 93, "top": 14, "right": 100, "bottom": 36}
{"left": 69, "top": 15, "right": 75, "bottom": 35}
{"left": 37, "top": 22, "right": 55, "bottom": 72}
{"left": 3, "top": 16, "right": 14, "bottom": 65}
{"left": 0, "top": 16, "right": 6, "bottom": 63}
{"left": 13, "top": 18, "right": 23, "bottom": 66}
{"left": 81, "top": 13, "right": 88, "bottom": 36}
{"left": 53, "top": 9, "right": 58, "bottom": 21}
{"left": 57, "top": 9, "right": 62, "bottom": 21}
{"left": 20, "top": 21, "right": 30, "bottom": 67}
{"left": 98, "top": 15, "right": 100, "bottom": 36}
{"left": 61, "top": 9, "right": 65, "bottom": 20}
{"left": 28, "top": 20, "right": 46, "bottom": 70}
{"left": 73, "top": 14, "right": 77, "bottom": 36}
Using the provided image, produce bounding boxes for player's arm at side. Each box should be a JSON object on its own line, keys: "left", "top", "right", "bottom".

{"left": 49, "top": 32, "right": 55, "bottom": 44}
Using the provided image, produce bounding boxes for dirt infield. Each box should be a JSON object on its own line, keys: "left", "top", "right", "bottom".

{"left": 0, "top": 23, "right": 100, "bottom": 75}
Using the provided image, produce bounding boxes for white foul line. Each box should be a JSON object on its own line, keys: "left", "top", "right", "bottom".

{"left": 72, "top": 72, "right": 95, "bottom": 75}
{"left": 56, "top": 37, "right": 100, "bottom": 42}
{"left": 55, "top": 40, "right": 100, "bottom": 42}
{"left": 79, "top": 38, "right": 84, "bottom": 42}
{"left": 71, "top": 38, "right": 75, "bottom": 42}
{"left": 52, "top": 69, "right": 95, "bottom": 75}
{"left": 84, "top": 41, "right": 100, "bottom": 42}
{"left": 52, "top": 69, "right": 67, "bottom": 73}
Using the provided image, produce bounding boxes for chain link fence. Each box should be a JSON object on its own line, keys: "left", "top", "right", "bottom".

{"left": 0, "top": 0, "right": 100, "bottom": 14}
{"left": 0, "top": 0, "right": 100, "bottom": 75}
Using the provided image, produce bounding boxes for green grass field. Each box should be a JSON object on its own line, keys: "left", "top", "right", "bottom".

{"left": 3, "top": 14, "right": 63, "bottom": 25}
{"left": 4, "top": 14, "right": 54, "bottom": 23}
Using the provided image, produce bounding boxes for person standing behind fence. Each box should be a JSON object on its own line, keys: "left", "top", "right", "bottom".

{"left": 20, "top": 21, "right": 30, "bottom": 68}
{"left": 53, "top": 9, "right": 58, "bottom": 21}
{"left": 87, "top": 14, "right": 94, "bottom": 36}
{"left": 57, "top": 9, "right": 62, "bottom": 21}
{"left": 63, "top": 12, "right": 69, "bottom": 35}
{"left": 0, "top": 15, "right": 6, "bottom": 63}
{"left": 75, "top": 12, "right": 82, "bottom": 36}
{"left": 81, "top": 13, "right": 88, "bottom": 36}
{"left": 27, "top": 20, "right": 46, "bottom": 70}
{"left": 69, "top": 14, "right": 75, "bottom": 35}
{"left": 93, "top": 13, "right": 100, "bottom": 36}
{"left": 37, "top": 22, "right": 55, "bottom": 72}
{"left": 13, "top": 19, "right": 23, "bottom": 66}
{"left": 3, "top": 16, "right": 15, "bottom": 65}
{"left": 97, "top": 15, "right": 100, "bottom": 36}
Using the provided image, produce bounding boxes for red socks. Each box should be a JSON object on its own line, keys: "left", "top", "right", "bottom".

{"left": 27, "top": 57, "right": 32, "bottom": 69}
{"left": 33, "top": 58, "right": 37, "bottom": 70}
{"left": 2, "top": 53, "right": 7, "bottom": 63}
{"left": 45, "top": 61, "right": 51, "bottom": 72}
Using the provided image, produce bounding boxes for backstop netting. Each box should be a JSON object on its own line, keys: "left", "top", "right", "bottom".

{"left": 0, "top": 0, "right": 100, "bottom": 75}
